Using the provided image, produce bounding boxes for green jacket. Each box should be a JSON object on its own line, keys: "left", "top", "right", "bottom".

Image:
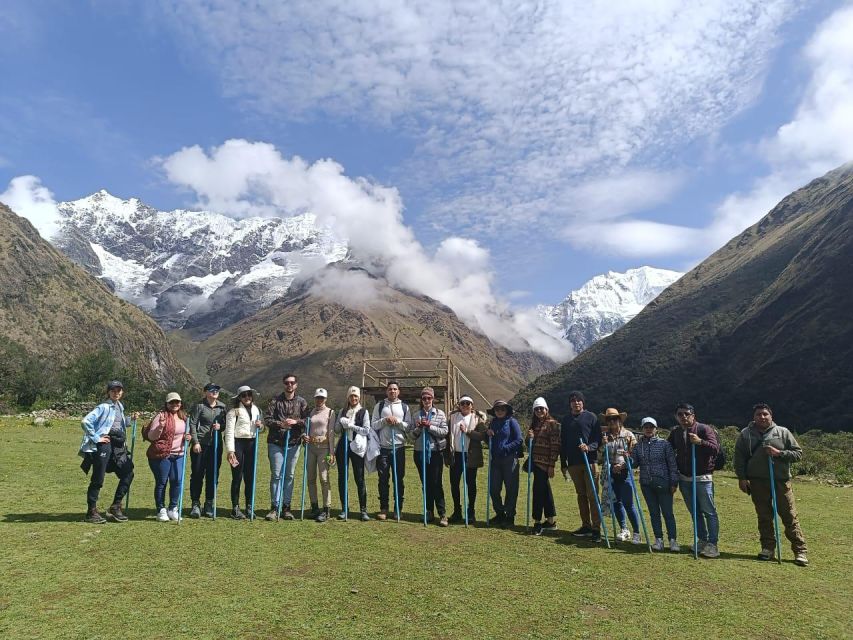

{"left": 733, "top": 422, "right": 802, "bottom": 481}
{"left": 188, "top": 399, "right": 228, "bottom": 447}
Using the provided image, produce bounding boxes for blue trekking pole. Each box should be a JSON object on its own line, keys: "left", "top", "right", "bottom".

{"left": 422, "top": 420, "right": 428, "bottom": 527}
{"left": 485, "top": 435, "right": 492, "bottom": 527}
{"left": 276, "top": 429, "right": 291, "bottom": 518}
{"left": 391, "top": 427, "right": 401, "bottom": 522}
{"left": 691, "top": 443, "right": 698, "bottom": 559}
{"left": 212, "top": 424, "right": 219, "bottom": 520}
{"left": 526, "top": 434, "right": 534, "bottom": 531}
{"left": 124, "top": 417, "right": 137, "bottom": 511}
{"left": 579, "top": 438, "right": 610, "bottom": 548}
{"left": 250, "top": 419, "right": 260, "bottom": 521}
{"left": 603, "top": 442, "right": 619, "bottom": 545}
{"left": 177, "top": 436, "right": 189, "bottom": 525}
{"left": 300, "top": 416, "right": 312, "bottom": 520}
{"left": 768, "top": 455, "right": 782, "bottom": 564}
{"left": 461, "top": 430, "right": 469, "bottom": 528}
{"left": 625, "top": 455, "right": 652, "bottom": 553}
{"left": 343, "top": 425, "right": 349, "bottom": 521}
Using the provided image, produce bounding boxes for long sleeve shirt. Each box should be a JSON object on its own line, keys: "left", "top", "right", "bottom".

{"left": 371, "top": 399, "right": 411, "bottom": 448}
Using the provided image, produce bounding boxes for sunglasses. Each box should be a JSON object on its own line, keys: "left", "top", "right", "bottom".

{"left": 460, "top": 401, "right": 472, "bottom": 406}
{"left": 283, "top": 381, "right": 296, "bottom": 385}
{"left": 676, "top": 412, "right": 693, "bottom": 417}
{"left": 168, "top": 400, "right": 182, "bottom": 404}
{"left": 239, "top": 392, "right": 253, "bottom": 398}
{"left": 534, "top": 407, "right": 546, "bottom": 411}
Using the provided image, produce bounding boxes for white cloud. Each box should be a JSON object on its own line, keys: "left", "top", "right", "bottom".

{"left": 159, "top": 139, "right": 572, "bottom": 361}
{"left": 576, "top": 4, "right": 853, "bottom": 257}
{"left": 0, "top": 175, "right": 62, "bottom": 241}
{"left": 150, "top": 0, "right": 799, "bottom": 234}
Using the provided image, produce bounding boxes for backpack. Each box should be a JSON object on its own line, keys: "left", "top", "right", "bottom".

{"left": 708, "top": 425, "right": 726, "bottom": 470}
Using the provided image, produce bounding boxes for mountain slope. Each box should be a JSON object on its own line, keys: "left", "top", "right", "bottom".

{"left": 197, "top": 266, "right": 554, "bottom": 403}
{"left": 514, "top": 164, "right": 853, "bottom": 432}
{"left": 538, "top": 267, "right": 682, "bottom": 353}
{"left": 0, "top": 202, "right": 196, "bottom": 390}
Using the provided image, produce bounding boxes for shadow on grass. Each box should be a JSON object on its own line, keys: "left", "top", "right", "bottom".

{"left": 2, "top": 509, "right": 156, "bottom": 523}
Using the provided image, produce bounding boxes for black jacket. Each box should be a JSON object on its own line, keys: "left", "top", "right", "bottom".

{"left": 560, "top": 410, "right": 601, "bottom": 467}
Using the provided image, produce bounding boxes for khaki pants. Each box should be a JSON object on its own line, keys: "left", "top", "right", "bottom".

{"left": 568, "top": 463, "right": 600, "bottom": 529}
{"left": 307, "top": 443, "right": 332, "bottom": 508}
{"left": 749, "top": 479, "right": 807, "bottom": 554}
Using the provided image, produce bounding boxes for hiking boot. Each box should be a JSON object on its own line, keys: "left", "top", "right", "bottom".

{"left": 281, "top": 505, "right": 295, "bottom": 521}
{"left": 688, "top": 542, "right": 706, "bottom": 555}
{"left": 167, "top": 507, "right": 180, "bottom": 521}
{"left": 700, "top": 543, "right": 720, "bottom": 558}
{"left": 449, "top": 510, "right": 463, "bottom": 523}
{"left": 309, "top": 503, "right": 320, "bottom": 519}
{"left": 85, "top": 507, "right": 106, "bottom": 524}
{"left": 156, "top": 507, "right": 169, "bottom": 522}
{"left": 758, "top": 548, "right": 774, "bottom": 561}
{"left": 589, "top": 529, "right": 602, "bottom": 543}
{"left": 532, "top": 522, "right": 544, "bottom": 536}
{"left": 438, "top": 515, "right": 449, "bottom": 527}
{"left": 669, "top": 538, "right": 680, "bottom": 552}
{"left": 542, "top": 520, "right": 557, "bottom": 531}
{"left": 570, "top": 526, "right": 591, "bottom": 537}
{"left": 265, "top": 509, "right": 279, "bottom": 522}
{"left": 108, "top": 503, "right": 128, "bottom": 522}
{"left": 489, "top": 512, "right": 505, "bottom": 526}
{"left": 337, "top": 511, "right": 348, "bottom": 521}
{"left": 794, "top": 552, "right": 809, "bottom": 567}
{"left": 652, "top": 538, "right": 664, "bottom": 551}
{"left": 360, "top": 510, "right": 371, "bottom": 521}
{"left": 231, "top": 506, "right": 246, "bottom": 520}
{"left": 315, "top": 508, "right": 329, "bottom": 523}
{"left": 377, "top": 510, "right": 388, "bottom": 521}
{"left": 501, "top": 517, "right": 514, "bottom": 530}
{"left": 632, "top": 532, "right": 642, "bottom": 545}
{"left": 190, "top": 502, "right": 202, "bottom": 519}
{"left": 202, "top": 501, "right": 214, "bottom": 518}
{"left": 246, "top": 508, "right": 255, "bottom": 520}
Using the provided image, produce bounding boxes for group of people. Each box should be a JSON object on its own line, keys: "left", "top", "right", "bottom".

{"left": 78, "top": 378, "right": 810, "bottom": 566}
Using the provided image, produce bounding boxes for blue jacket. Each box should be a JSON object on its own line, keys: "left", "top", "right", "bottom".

{"left": 79, "top": 400, "right": 129, "bottom": 456}
{"left": 631, "top": 435, "right": 678, "bottom": 487}
{"left": 489, "top": 416, "right": 522, "bottom": 459}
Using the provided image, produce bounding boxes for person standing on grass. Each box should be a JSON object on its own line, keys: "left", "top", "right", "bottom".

{"left": 486, "top": 400, "right": 523, "bottom": 529}
{"left": 264, "top": 373, "right": 308, "bottom": 521}
{"left": 412, "top": 386, "right": 450, "bottom": 526}
{"left": 600, "top": 408, "right": 642, "bottom": 544}
{"left": 143, "top": 392, "right": 190, "bottom": 522}
{"left": 334, "top": 386, "right": 372, "bottom": 521}
{"left": 734, "top": 403, "right": 808, "bottom": 566}
{"left": 667, "top": 403, "right": 721, "bottom": 558}
{"left": 79, "top": 380, "right": 138, "bottom": 524}
{"left": 305, "top": 389, "right": 335, "bottom": 523}
{"left": 187, "top": 383, "right": 227, "bottom": 518}
{"left": 372, "top": 381, "right": 411, "bottom": 520}
{"left": 631, "top": 417, "right": 679, "bottom": 551}
{"left": 225, "top": 386, "right": 264, "bottom": 520}
{"left": 559, "top": 390, "right": 602, "bottom": 541}
{"left": 448, "top": 396, "right": 487, "bottom": 523}
{"left": 527, "top": 397, "right": 561, "bottom": 535}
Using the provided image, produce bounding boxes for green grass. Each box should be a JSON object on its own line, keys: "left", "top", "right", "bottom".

{"left": 2, "top": 418, "right": 851, "bottom": 640}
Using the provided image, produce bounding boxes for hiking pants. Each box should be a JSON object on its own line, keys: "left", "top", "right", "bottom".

{"left": 336, "top": 438, "right": 367, "bottom": 512}
{"left": 489, "top": 456, "right": 519, "bottom": 519}
{"left": 376, "top": 447, "right": 405, "bottom": 513}
{"left": 189, "top": 434, "right": 223, "bottom": 504}
{"left": 414, "top": 449, "right": 446, "bottom": 518}
{"left": 568, "top": 463, "right": 600, "bottom": 529}
{"left": 449, "top": 452, "right": 478, "bottom": 518}
{"left": 749, "top": 478, "right": 807, "bottom": 554}
{"left": 230, "top": 437, "right": 257, "bottom": 509}
{"left": 306, "top": 443, "right": 332, "bottom": 508}
{"left": 86, "top": 442, "right": 134, "bottom": 509}
{"left": 532, "top": 465, "right": 556, "bottom": 522}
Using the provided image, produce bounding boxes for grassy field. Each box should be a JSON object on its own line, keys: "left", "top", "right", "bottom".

{"left": 2, "top": 418, "right": 851, "bottom": 640}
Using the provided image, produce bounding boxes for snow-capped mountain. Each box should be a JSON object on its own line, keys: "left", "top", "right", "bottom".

{"left": 538, "top": 267, "right": 683, "bottom": 354}
{"left": 55, "top": 190, "right": 348, "bottom": 335}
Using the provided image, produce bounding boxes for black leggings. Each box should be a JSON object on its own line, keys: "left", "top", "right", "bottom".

{"left": 86, "top": 442, "right": 134, "bottom": 509}
{"left": 230, "top": 437, "right": 258, "bottom": 509}
{"left": 449, "top": 452, "right": 478, "bottom": 516}
{"left": 532, "top": 465, "right": 556, "bottom": 521}
{"left": 190, "top": 434, "right": 223, "bottom": 503}
{"left": 336, "top": 438, "right": 367, "bottom": 511}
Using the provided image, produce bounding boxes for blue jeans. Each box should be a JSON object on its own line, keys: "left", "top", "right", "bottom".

{"left": 612, "top": 475, "right": 640, "bottom": 532}
{"left": 268, "top": 442, "right": 301, "bottom": 508}
{"left": 641, "top": 483, "right": 677, "bottom": 540}
{"left": 679, "top": 480, "right": 719, "bottom": 544}
{"left": 149, "top": 455, "right": 184, "bottom": 510}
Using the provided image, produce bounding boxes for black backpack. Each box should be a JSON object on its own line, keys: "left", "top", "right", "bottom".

{"left": 709, "top": 425, "right": 726, "bottom": 470}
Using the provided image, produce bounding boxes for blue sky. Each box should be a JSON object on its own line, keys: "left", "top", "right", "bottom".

{"left": 2, "top": 0, "right": 852, "bottom": 309}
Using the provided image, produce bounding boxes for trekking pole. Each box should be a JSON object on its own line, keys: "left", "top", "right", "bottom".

{"left": 579, "top": 438, "right": 610, "bottom": 548}
{"left": 526, "top": 434, "right": 533, "bottom": 531}
{"left": 177, "top": 436, "right": 189, "bottom": 525}
{"left": 343, "top": 424, "right": 349, "bottom": 521}
{"left": 485, "top": 435, "right": 492, "bottom": 527}
{"left": 768, "top": 454, "right": 783, "bottom": 564}
{"left": 691, "top": 443, "right": 698, "bottom": 560}
{"left": 212, "top": 425, "right": 219, "bottom": 520}
{"left": 603, "top": 443, "right": 619, "bottom": 545}
{"left": 276, "top": 429, "right": 290, "bottom": 518}
{"left": 461, "top": 430, "right": 469, "bottom": 528}
{"left": 422, "top": 424, "right": 428, "bottom": 527}
{"left": 391, "top": 427, "right": 400, "bottom": 522}
{"left": 250, "top": 421, "right": 260, "bottom": 521}
{"left": 124, "top": 417, "right": 137, "bottom": 511}
{"left": 300, "top": 416, "right": 312, "bottom": 520}
{"left": 625, "top": 455, "right": 652, "bottom": 553}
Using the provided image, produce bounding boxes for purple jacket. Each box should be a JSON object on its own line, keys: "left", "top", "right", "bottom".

{"left": 667, "top": 422, "right": 720, "bottom": 476}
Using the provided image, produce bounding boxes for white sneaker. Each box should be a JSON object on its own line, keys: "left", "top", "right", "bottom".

{"left": 700, "top": 542, "right": 720, "bottom": 558}
{"left": 167, "top": 507, "right": 180, "bottom": 521}
{"left": 669, "top": 538, "right": 680, "bottom": 552}
{"left": 632, "top": 532, "right": 642, "bottom": 545}
{"left": 617, "top": 529, "right": 630, "bottom": 542}
{"left": 156, "top": 508, "right": 169, "bottom": 522}
{"left": 652, "top": 538, "right": 664, "bottom": 551}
